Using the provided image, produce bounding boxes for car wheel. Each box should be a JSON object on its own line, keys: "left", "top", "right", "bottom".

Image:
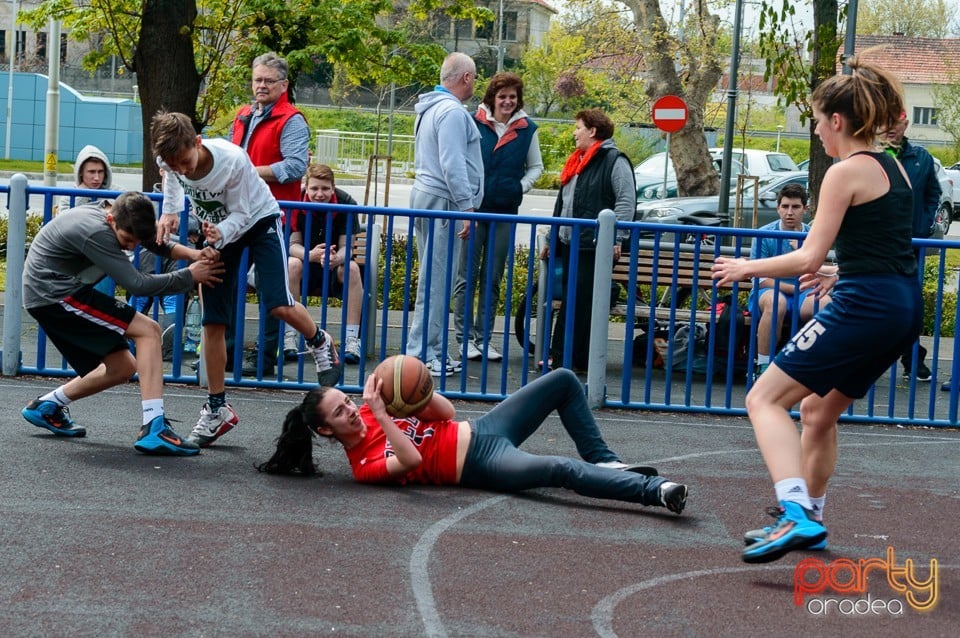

{"left": 934, "top": 203, "right": 951, "bottom": 239}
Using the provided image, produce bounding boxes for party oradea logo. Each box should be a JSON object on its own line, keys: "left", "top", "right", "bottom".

{"left": 793, "top": 546, "right": 939, "bottom": 616}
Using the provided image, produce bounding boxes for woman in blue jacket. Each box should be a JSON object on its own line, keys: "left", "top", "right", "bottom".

{"left": 452, "top": 72, "right": 543, "bottom": 363}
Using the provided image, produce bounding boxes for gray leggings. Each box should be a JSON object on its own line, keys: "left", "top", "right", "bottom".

{"left": 459, "top": 369, "right": 665, "bottom": 505}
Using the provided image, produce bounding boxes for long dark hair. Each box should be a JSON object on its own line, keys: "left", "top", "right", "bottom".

{"left": 256, "top": 387, "right": 330, "bottom": 476}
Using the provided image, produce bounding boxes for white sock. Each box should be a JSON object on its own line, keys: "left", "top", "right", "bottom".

{"left": 346, "top": 324, "right": 359, "bottom": 339}
{"left": 808, "top": 494, "right": 826, "bottom": 521}
{"left": 757, "top": 354, "right": 770, "bottom": 365}
{"left": 774, "top": 477, "right": 812, "bottom": 509}
{"left": 142, "top": 399, "right": 164, "bottom": 426}
{"left": 40, "top": 387, "right": 72, "bottom": 406}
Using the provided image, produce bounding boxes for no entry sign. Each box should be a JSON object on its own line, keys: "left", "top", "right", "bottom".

{"left": 652, "top": 95, "right": 688, "bottom": 133}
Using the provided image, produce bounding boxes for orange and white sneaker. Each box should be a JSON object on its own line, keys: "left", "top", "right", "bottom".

{"left": 188, "top": 403, "right": 239, "bottom": 447}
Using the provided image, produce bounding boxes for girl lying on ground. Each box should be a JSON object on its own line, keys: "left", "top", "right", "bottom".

{"left": 258, "top": 368, "right": 688, "bottom": 514}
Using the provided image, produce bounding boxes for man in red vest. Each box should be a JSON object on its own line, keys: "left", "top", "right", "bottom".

{"left": 228, "top": 52, "right": 310, "bottom": 376}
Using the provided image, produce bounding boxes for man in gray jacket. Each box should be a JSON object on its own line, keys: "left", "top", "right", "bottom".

{"left": 21, "top": 192, "right": 223, "bottom": 455}
{"left": 406, "top": 52, "right": 484, "bottom": 377}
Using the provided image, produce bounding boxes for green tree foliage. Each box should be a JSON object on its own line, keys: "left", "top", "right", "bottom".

{"left": 856, "top": 0, "right": 958, "bottom": 38}
{"left": 21, "top": 0, "right": 491, "bottom": 189}
{"left": 756, "top": 0, "right": 841, "bottom": 208}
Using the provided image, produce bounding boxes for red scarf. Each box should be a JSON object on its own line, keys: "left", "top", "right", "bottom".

{"left": 559, "top": 141, "right": 603, "bottom": 185}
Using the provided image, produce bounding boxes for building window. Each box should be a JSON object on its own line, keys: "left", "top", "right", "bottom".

{"left": 432, "top": 15, "right": 451, "bottom": 39}
{"left": 476, "top": 19, "right": 493, "bottom": 40}
{"left": 455, "top": 18, "right": 473, "bottom": 39}
{"left": 15, "top": 30, "right": 25, "bottom": 62}
{"left": 36, "top": 32, "right": 46, "bottom": 62}
{"left": 503, "top": 11, "right": 518, "bottom": 41}
{"left": 914, "top": 107, "right": 938, "bottom": 126}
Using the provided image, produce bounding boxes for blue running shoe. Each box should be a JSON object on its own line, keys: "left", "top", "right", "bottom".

{"left": 22, "top": 398, "right": 86, "bottom": 437}
{"left": 134, "top": 416, "right": 200, "bottom": 456}
{"left": 743, "top": 505, "right": 827, "bottom": 551}
{"left": 742, "top": 501, "right": 827, "bottom": 563}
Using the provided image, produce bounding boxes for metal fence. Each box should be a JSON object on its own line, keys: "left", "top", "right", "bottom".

{"left": 314, "top": 129, "right": 415, "bottom": 178}
{"left": 3, "top": 176, "right": 960, "bottom": 427}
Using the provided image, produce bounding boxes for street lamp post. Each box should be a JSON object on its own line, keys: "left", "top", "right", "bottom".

{"left": 776, "top": 125, "right": 783, "bottom": 152}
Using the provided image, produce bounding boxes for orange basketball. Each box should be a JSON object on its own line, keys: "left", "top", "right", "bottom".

{"left": 373, "top": 355, "right": 434, "bottom": 418}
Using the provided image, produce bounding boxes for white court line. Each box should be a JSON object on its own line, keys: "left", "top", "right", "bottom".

{"left": 590, "top": 562, "right": 960, "bottom": 638}
{"left": 409, "top": 495, "right": 510, "bottom": 638}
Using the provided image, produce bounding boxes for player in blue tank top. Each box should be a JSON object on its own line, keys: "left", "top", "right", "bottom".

{"left": 712, "top": 55, "right": 921, "bottom": 563}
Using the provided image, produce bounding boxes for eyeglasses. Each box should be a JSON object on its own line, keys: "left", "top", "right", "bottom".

{"left": 253, "top": 77, "right": 284, "bottom": 86}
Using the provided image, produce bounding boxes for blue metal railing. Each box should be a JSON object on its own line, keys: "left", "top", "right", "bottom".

{"left": 3, "top": 176, "right": 959, "bottom": 427}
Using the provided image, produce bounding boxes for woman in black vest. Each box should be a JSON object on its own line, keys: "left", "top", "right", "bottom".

{"left": 543, "top": 109, "right": 635, "bottom": 371}
{"left": 453, "top": 72, "right": 544, "bottom": 364}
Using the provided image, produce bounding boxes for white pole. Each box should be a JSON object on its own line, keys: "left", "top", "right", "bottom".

{"left": 43, "top": 18, "right": 60, "bottom": 186}
{"left": 661, "top": 132, "right": 671, "bottom": 199}
{"left": 5, "top": 1, "right": 18, "bottom": 159}
{"left": 496, "top": 0, "right": 504, "bottom": 72}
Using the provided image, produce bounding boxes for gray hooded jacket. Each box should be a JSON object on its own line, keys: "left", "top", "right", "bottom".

{"left": 412, "top": 88, "right": 484, "bottom": 211}
{"left": 58, "top": 145, "right": 114, "bottom": 212}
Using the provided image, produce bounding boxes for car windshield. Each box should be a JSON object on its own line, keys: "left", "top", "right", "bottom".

{"left": 766, "top": 154, "right": 799, "bottom": 171}
{"left": 726, "top": 174, "right": 784, "bottom": 196}
{"left": 635, "top": 154, "right": 675, "bottom": 178}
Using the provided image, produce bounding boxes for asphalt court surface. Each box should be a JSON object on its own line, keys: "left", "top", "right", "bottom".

{"left": 0, "top": 375, "right": 958, "bottom": 637}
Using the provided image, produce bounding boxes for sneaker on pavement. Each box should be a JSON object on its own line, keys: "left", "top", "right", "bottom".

{"left": 484, "top": 343, "right": 503, "bottom": 361}
{"left": 134, "top": 416, "right": 199, "bottom": 456}
{"left": 283, "top": 329, "right": 300, "bottom": 362}
{"left": 464, "top": 341, "right": 483, "bottom": 361}
{"left": 307, "top": 327, "right": 341, "bottom": 386}
{"left": 743, "top": 505, "right": 827, "bottom": 550}
{"left": 188, "top": 403, "right": 239, "bottom": 448}
{"left": 22, "top": 398, "right": 86, "bottom": 437}
{"left": 903, "top": 360, "right": 932, "bottom": 382}
{"left": 742, "top": 500, "right": 828, "bottom": 563}
{"left": 343, "top": 335, "right": 361, "bottom": 364}
{"left": 242, "top": 350, "right": 275, "bottom": 377}
{"left": 161, "top": 324, "right": 175, "bottom": 362}
{"left": 942, "top": 378, "right": 953, "bottom": 392}
{"left": 595, "top": 461, "right": 659, "bottom": 476}
{"left": 426, "top": 358, "right": 460, "bottom": 377}
{"left": 658, "top": 481, "right": 688, "bottom": 515}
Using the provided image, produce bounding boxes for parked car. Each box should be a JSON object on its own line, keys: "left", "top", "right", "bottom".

{"left": 635, "top": 171, "right": 810, "bottom": 233}
{"left": 797, "top": 158, "right": 810, "bottom": 171}
{"left": 634, "top": 151, "right": 744, "bottom": 202}
{"left": 943, "top": 161, "right": 960, "bottom": 220}
{"left": 708, "top": 147, "right": 799, "bottom": 176}
{"left": 931, "top": 158, "right": 953, "bottom": 238}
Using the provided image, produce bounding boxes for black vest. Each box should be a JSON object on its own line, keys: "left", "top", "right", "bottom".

{"left": 476, "top": 117, "right": 537, "bottom": 214}
{"left": 552, "top": 146, "right": 630, "bottom": 250}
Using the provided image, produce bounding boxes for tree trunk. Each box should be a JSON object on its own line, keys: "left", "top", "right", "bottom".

{"left": 808, "top": 0, "right": 840, "bottom": 212}
{"left": 132, "top": 0, "right": 202, "bottom": 191}
{"left": 622, "top": 0, "right": 724, "bottom": 197}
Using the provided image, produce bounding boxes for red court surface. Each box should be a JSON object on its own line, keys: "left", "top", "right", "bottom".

{"left": 0, "top": 376, "right": 957, "bottom": 637}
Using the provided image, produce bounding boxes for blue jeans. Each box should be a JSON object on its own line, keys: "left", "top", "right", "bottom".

{"left": 459, "top": 369, "right": 665, "bottom": 505}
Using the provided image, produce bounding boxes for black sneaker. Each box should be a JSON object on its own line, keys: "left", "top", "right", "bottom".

{"left": 903, "top": 360, "right": 932, "bottom": 382}
{"left": 658, "top": 481, "right": 688, "bottom": 515}
{"left": 242, "top": 350, "right": 275, "bottom": 377}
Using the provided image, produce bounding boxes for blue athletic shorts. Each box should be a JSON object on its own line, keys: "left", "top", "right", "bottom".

{"left": 201, "top": 215, "right": 294, "bottom": 325}
{"left": 774, "top": 273, "right": 921, "bottom": 398}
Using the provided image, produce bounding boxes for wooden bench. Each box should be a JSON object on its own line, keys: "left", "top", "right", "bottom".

{"left": 609, "top": 242, "right": 754, "bottom": 325}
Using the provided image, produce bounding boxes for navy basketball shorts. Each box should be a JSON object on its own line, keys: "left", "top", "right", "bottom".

{"left": 200, "top": 215, "right": 295, "bottom": 325}
{"left": 28, "top": 286, "right": 137, "bottom": 376}
{"left": 774, "top": 273, "right": 922, "bottom": 399}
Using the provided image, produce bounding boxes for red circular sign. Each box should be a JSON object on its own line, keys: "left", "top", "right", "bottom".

{"left": 652, "top": 95, "right": 688, "bottom": 133}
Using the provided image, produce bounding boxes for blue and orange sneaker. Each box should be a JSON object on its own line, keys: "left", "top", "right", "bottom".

{"left": 22, "top": 398, "right": 86, "bottom": 437}
{"left": 134, "top": 416, "right": 200, "bottom": 456}
{"left": 742, "top": 500, "right": 827, "bottom": 563}
{"left": 743, "top": 505, "right": 827, "bottom": 551}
